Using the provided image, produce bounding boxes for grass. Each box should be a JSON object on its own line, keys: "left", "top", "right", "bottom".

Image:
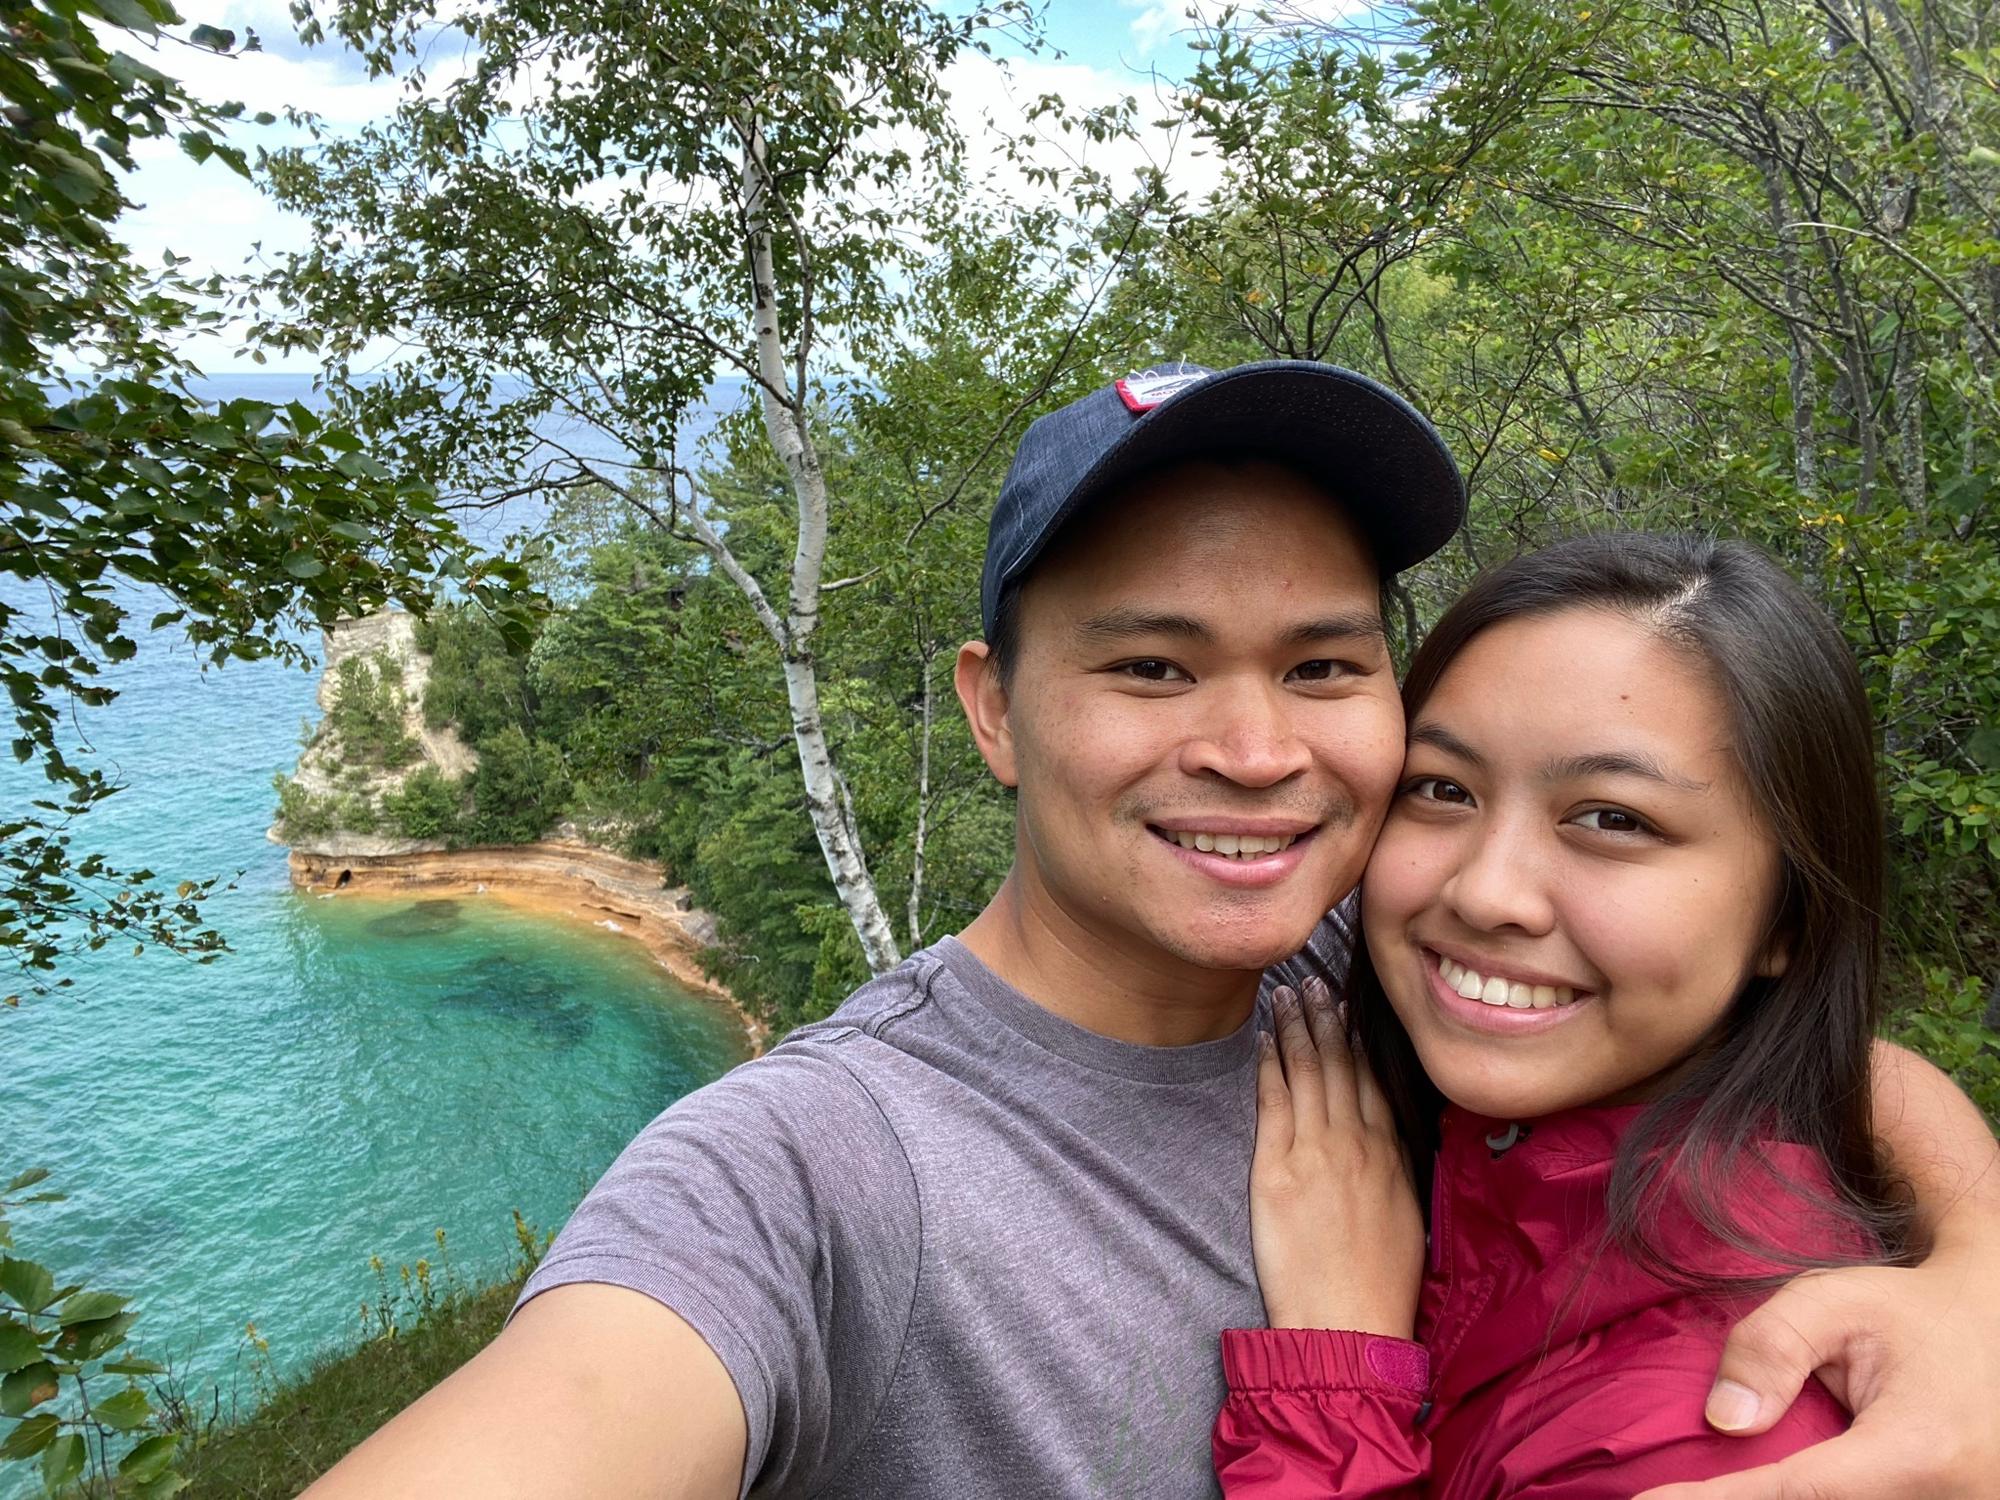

{"left": 171, "top": 1271, "right": 526, "bottom": 1499}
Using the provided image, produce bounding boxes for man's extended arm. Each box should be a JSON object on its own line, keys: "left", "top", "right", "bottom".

{"left": 1638, "top": 1040, "right": 2000, "bottom": 1500}
{"left": 302, "top": 1283, "right": 746, "bottom": 1500}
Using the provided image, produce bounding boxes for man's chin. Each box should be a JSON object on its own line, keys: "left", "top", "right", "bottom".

{"left": 1151, "top": 917, "right": 1322, "bottom": 977}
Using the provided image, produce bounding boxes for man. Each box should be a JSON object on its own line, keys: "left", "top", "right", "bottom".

{"left": 307, "top": 363, "right": 2000, "bottom": 1498}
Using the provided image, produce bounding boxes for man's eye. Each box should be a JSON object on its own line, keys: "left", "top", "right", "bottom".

{"left": 1121, "top": 659, "right": 1190, "bottom": 683}
{"left": 1407, "top": 777, "right": 1472, "bottom": 805}
{"left": 1286, "top": 659, "right": 1357, "bottom": 683}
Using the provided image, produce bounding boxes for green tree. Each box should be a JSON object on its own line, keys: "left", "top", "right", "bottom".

{"left": 1, "top": 0, "right": 539, "bottom": 1004}
{"left": 253, "top": 0, "right": 1150, "bottom": 977}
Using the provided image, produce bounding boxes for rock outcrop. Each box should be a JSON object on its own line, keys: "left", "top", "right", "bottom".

{"left": 274, "top": 611, "right": 752, "bottom": 1046}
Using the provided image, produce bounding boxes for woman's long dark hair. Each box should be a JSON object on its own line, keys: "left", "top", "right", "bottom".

{"left": 1350, "top": 532, "right": 1914, "bottom": 1287}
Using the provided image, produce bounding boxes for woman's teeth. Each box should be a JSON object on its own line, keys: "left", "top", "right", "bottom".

{"left": 1162, "top": 830, "right": 1297, "bottom": 859}
{"left": 1438, "top": 955, "right": 1577, "bottom": 1010}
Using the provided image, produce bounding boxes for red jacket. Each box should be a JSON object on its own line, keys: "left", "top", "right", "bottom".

{"left": 1215, "top": 1105, "right": 1863, "bottom": 1498}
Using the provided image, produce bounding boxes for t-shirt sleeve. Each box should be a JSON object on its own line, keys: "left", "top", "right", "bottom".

{"left": 510, "top": 1042, "right": 919, "bottom": 1498}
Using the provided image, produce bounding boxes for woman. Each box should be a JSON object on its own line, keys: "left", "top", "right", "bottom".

{"left": 1214, "top": 533, "right": 1914, "bottom": 1496}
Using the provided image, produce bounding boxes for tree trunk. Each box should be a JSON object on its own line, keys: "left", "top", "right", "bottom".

{"left": 908, "top": 650, "right": 934, "bottom": 951}
{"left": 740, "top": 118, "right": 903, "bottom": 976}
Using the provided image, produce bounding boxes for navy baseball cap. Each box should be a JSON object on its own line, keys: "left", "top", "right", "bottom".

{"left": 980, "top": 360, "right": 1466, "bottom": 638}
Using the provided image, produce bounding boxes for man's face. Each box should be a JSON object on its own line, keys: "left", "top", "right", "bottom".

{"left": 967, "top": 460, "right": 1405, "bottom": 977}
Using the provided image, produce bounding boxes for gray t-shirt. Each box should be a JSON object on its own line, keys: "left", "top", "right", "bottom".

{"left": 515, "top": 915, "right": 1352, "bottom": 1498}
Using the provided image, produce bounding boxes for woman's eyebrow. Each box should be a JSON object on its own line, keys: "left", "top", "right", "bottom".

{"left": 1408, "top": 722, "right": 1485, "bottom": 767}
{"left": 1543, "top": 750, "right": 1710, "bottom": 792}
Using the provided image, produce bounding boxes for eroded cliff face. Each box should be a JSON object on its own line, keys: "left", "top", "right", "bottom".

{"left": 274, "top": 612, "right": 752, "bottom": 1044}
{"left": 275, "top": 610, "right": 475, "bottom": 858}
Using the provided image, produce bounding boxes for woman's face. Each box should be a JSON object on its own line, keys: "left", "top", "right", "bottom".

{"left": 1360, "top": 607, "right": 1787, "bottom": 1120}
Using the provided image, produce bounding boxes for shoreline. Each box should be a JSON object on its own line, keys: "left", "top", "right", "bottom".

{"left": 287, "top": 839, "right": 767, "bottom": 1055}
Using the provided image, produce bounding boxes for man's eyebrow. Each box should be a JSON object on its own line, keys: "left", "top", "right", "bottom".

{"left": 1544, "top": 751, "right": 1710, "bottom": 792}
{"left": 1408, "top": 722, "right": 1487, "bottom": 768}
{"left": 1074, "top": 609, "right": 1215, "bottom": 644}
{"left": 1072, "top": 609, "right": 1386, "bottom": 648}
{"left": 1282, "top": 612, "right": 1387, "bottom": 647}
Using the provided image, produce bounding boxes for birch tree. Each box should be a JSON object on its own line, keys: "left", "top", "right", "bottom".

{"left": 255, "top": 0, "right": 1139, "bottom": 974}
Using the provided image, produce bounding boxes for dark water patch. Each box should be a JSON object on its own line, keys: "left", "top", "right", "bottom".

{"left": 367, "top": 899, "right": 465, "bottom": 940}
{"left": 437, "top": 959, "right": 594, "bottom": 1049}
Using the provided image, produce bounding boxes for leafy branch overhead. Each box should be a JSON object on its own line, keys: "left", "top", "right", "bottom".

{"left": 0, "top": 0, "right": 543, "bottom": 999}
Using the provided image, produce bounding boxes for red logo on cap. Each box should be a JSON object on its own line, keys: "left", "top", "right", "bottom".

{"left": 1115, "top": 369, "right": 1210, "bottom": 413}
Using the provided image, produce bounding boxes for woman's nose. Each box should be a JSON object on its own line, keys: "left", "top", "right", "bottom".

{"left": 1441, "top": 820, "right": 1557, "bottom": 935}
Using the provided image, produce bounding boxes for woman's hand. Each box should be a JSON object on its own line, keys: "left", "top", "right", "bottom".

{"left": 1250, "top": 978, "right": 1424, "bottom": 1337}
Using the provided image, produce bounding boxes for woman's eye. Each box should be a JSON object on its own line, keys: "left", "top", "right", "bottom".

{"left": 1571, "top": 807, "right": 1649, "bottom": 835}
{"left": 1121, "top": 659, "right": 1190, "bottom": 683}
{"left": 1408, "top": 776, "right": 1472, "bottom": 805}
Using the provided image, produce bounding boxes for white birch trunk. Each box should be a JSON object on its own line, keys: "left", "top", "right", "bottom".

{"left": 739, "top": 118, "right": 903, "bottom": 975}
{"left": 908, "top": 652, "right": 934, "bottom": 951}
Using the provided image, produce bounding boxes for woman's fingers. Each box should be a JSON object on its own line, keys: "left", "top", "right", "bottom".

{"left": 1270, "top": 985, "right": 1327, "bottom": 1136}
{"left": 1300, "top": 977, "right": 1361, "bottom": 1131}
{"left": 1254, "top": 1024, "right": 1295, "bottom": 1159}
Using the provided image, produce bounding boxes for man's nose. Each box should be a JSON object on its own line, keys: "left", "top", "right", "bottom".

{"left": 1176, "top": 677, "right": 1313, "bottom": 788}
{"left": 1441, "top": 817, "right": 1557, "bottom": 936}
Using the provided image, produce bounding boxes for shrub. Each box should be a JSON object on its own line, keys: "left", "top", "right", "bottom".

{"left": 326, "top": 654, "right": 418, "bottom": 768}
{"left": 466, "top": 727, "right": 569, "bottom": 844}
{"left": 382, "top": 767, "right": 465, "bottom": 842}
{"left": 418, "top": 606, "right": 532, "bottom": 743}
{"left": 272, "top": 775, "right": 339, "bottom": 840}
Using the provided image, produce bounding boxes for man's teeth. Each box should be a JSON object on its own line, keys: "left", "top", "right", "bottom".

{"left": 1163, "top": 830, "right": 1297, "bottom": 859}
{"left": 1437, "top": 956, "right": 1577, "bottom": 1010}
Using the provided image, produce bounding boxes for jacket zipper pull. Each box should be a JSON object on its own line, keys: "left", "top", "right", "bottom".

{"left": 1485, "top": 1121, "right": 1529, "bottom": 1155}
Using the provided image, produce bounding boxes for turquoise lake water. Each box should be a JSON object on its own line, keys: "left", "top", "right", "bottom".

{"left": 2, "top": 377, "right": 749, "bottom": 1445}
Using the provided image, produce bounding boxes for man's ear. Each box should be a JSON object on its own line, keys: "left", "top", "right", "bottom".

{"left": 954, "top": 640, "right": 1018, "bottom": 788}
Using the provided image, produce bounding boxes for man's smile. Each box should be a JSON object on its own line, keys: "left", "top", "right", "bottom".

{"left": 1145, "top": 820, "right": 1322, "bottom": 887}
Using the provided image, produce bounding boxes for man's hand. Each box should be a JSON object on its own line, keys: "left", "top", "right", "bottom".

{"left": 1249, "top": 979, "right": 1424, "bottom": 1337}
{"left": 1637, "top": 1042, "right": 2000, "bottom": 1500}
{"left": 1635, "top": 1247, "right": 2000, "bottom": 1498}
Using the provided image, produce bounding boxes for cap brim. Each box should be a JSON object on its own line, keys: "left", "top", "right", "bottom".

{"left": 1004, "top": 362, "right": 1465, "bottom": 589}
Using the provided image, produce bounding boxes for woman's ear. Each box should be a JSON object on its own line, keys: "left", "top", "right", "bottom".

{"left": 954, "top": 640, "right": 1018, "bottom": 788}
{"left": 1753, "top": 929, "right": 1791, "bottom": 980}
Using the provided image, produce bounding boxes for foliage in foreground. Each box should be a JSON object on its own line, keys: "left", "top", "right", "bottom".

{"left": 0, "top": 1171, "right": 183, "bottom": 1496}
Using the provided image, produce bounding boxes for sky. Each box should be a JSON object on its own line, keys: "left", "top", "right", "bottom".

{"left": 109, "top": 0, "right": 1258, "bottom": 373}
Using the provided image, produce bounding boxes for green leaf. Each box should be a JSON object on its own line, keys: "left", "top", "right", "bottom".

{"left": 0, "top": 1361, "right": 59, "bottom": 1417}
{"left": 56, "top": 1291, "right": 127, "bottom": 1327}
{"left": 0, "top": 1318, "right": 43, "bottom": 1373}
{"left": 0, "top": 1411, "right": 56, "bottom": 1459}
{"left": 3, "top": 1171, "right": 49, "bottom": 1194}
{"left": 118, "top": 1433, "right": 179, "bottom": 1482}
{"left": 41, "top": 1430, "right": 85, "bottom": 1490}
{"left": 326, "top": 521, "right": 373, "bottom": 542}
{"left": 61, "top": 1311, "right": 136, "bottom": 1361}
{"left": 0, "top": 1259, "right": 56, "bottom": 1314}
{"left": 100, "top": 1358, "right": 165, "bottom": 1376}
{"left": 282, "top": 552, "right": 327, "bottom": 580}
{"left": 92, "top": 1385, "right": 150, "bottom": 1430}
{"left": 188, "top": 22, "right": 234, "bottom": 50}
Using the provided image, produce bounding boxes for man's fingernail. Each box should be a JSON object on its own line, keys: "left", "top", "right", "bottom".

{"left": 1706, "top": 1379, "right": 1761, "bottom": 1432}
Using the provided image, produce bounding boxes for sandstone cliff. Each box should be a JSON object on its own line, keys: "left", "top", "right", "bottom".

{"left": 274, "top": 611, "right": 748, "bottom": 1040}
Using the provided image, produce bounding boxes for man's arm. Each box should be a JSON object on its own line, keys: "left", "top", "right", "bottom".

{"left": 1637, "top": 1040, "right": 2000, "bottom": 1500}
{"left": 302, "top": 1284, "right": 746, "bottom": 1500}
